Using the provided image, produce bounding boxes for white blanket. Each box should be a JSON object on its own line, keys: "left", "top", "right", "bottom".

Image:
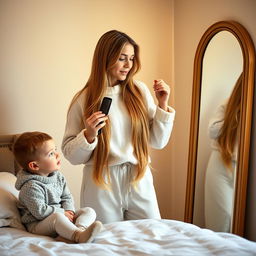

{"left": 0, "top": 219, "right": 256, "bottom": 256}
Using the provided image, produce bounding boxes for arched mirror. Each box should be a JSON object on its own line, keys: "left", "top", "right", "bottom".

{"left": 184, "top": 21, "right": 255, "bottom": 237}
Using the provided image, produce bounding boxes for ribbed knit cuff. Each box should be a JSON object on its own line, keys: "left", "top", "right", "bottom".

{"left": 155, "top": 106, "right": 175, "bottom": 123}
{"left": 76, "top": 129, "right": 98, "bottom": 151}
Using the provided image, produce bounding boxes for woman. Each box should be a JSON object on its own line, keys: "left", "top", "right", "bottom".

{"left": 62, "top": 30, "right": 175, "bottom": 223}
{"left": 205, "top": 74, "right": 242, "bottom": 232}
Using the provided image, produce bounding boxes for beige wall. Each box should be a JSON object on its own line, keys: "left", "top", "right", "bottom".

{"left": 174, "top": 0, "right": 256, "bottom": 240}
{"left": 0, "top": 0, "right": 174, "bottom": 217}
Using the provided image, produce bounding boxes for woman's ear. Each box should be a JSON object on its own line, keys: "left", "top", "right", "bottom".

{"left": 28, "top": 161, "right": 39, "bottom": 171}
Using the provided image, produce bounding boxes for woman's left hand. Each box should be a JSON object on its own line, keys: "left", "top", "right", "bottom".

{"left": 153, "top": 79, "right": 170, "bottom": 111}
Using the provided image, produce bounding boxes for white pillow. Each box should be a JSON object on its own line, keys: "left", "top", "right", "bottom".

{"left": 0, "top": 172, "right": 25, "bottom": 230}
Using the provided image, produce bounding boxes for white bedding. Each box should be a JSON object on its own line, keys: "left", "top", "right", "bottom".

{"left": 0, "top": 219, "right": 256, "bottom": 256}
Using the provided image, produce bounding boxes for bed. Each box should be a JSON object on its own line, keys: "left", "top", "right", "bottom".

{"left": 1, "top": 134, "right": 256, "bottom": 256}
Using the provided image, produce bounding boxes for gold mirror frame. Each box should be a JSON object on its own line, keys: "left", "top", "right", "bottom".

{"left": 184, "top": 20, "right": 255, "bottom": 237}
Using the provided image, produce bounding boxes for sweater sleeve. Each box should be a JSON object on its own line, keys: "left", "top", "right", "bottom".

{"left": 136, "top": 81, "right": 175, "bottom": 149}
{"left": 208, "top": 102, "right": 226, "bottom": 140}
{"left": 19, "top": 183, "right": 64, "bottom": 221}
{"left": 61, "top": 94, "right": 98, "bottom": 165}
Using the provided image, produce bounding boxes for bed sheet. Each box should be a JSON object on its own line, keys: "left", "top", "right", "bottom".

{"left": 0, "top": 219, "right": 256, "bottom": 256}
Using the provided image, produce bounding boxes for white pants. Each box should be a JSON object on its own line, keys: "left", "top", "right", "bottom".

{"left": 27, "top": 207, "right": 96, "bottom": 240}
{"left": 81, "top": 163, "right": 161, "bottom": 223}
{"left": 205, "top": 150, "right": 236, "bottom": 232}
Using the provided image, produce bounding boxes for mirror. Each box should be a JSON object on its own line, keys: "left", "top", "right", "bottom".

{"left": 194, "top": 31, "right": 243, "bottom": 233}
{"left": 184, "top": 21, "right": 255, "bottom": 237}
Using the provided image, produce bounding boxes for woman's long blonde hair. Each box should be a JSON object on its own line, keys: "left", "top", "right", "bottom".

{"left": 217, "top": 73, "right": 243, "bottom": 170}
{"left": 69, "top": 30, "right": 149, "bottom": 188}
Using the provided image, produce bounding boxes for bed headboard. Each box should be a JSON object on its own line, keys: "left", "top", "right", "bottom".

{"left": 0, "top": 134, "right": 21, "bottom": 174}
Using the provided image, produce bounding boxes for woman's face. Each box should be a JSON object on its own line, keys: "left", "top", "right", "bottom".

{"left": 108, "top": 43, "right": 135, "bottom": 86}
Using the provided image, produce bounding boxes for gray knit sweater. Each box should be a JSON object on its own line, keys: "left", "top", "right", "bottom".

{"left": 15, "top": 170, "right": 75, "bottom": 225}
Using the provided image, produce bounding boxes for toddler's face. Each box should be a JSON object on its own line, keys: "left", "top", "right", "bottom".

{"left": 35, "top": 139, "right": 61, "bottom": 176}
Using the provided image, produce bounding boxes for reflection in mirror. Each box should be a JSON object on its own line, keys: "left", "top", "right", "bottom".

{"left": 193, "top": 31, "right": 243, "bottom": 233}
{"left": 204, "top": 74, "right": 242, "bottom": 232}
{"left": 184, "top": 21, "right": 255, "bottom": 237}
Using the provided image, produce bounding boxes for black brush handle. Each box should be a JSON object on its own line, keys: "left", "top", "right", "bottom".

{"left": 98, "top": 97, "right": 112, "bottom": 135}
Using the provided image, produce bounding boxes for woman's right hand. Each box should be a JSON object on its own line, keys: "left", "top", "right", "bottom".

{"left": 84, "top": 111, "right": 108, "bottom": 143}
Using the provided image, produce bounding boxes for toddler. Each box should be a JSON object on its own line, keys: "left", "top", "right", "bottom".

{"left": 14, "top": 131, "right": 102, "bottom": 243}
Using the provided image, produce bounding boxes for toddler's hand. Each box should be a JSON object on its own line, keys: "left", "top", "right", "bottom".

{"left": 65, "top": 210, "right": 75, "bottom": 222}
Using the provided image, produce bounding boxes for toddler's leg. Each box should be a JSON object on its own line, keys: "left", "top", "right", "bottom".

{"left": 29, "top": 212, "right": 102, "bottom": 243}
{"left": 28, "top": 212, "right": 77, "bottom": 241}
{"left": 73, "top": 207, "right": 103, "bottom": 243}
{"left": 75, "top": 207, "right": 96, "bottom": 228}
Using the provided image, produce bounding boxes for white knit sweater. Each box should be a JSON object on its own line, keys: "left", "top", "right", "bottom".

{"left": 208, "top": 101, "right": 238, "bottom": 160}
{"left": 61, "top": 81, "right": 175, "bottom": 166}
{"left": 15, "top": 170, "right": 75, "bottom": 225}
